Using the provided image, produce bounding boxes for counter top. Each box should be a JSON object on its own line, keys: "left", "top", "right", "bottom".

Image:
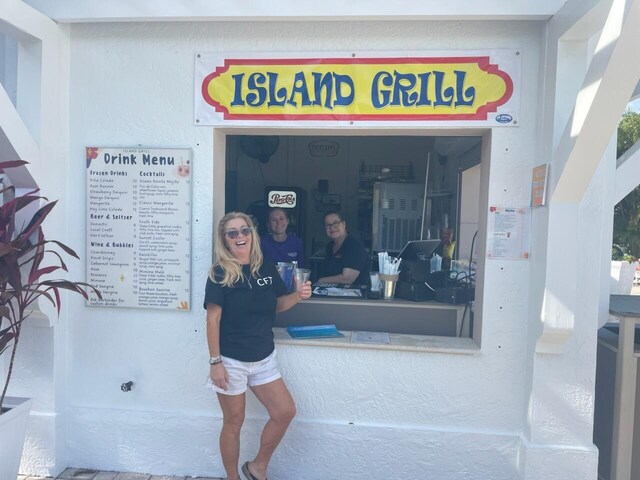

{"left": 275, "top": 297, "right": 470, "bottom": 338}
{"left": 274, "top": 327, "right": 479, "bottom": 355}
{"left": 302, "top": 296, "right": 463, "bottom": 309}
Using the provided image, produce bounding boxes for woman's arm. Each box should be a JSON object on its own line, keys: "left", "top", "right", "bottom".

{"left": 276, "top": 281, "right": 312, "bottom": 312}
{"left": 317, "top": 268, "right": 359, "bottom": 285}
{"left": 206, "top": 304, "right": 228, "bottom": 390}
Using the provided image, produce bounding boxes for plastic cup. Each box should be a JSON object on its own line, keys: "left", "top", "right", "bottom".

{"left": 370, "top": 273, "right": 381, "bottom": 292}
{"left": 294, "top": 268, "right": 311, "bottom": 292}
{"left": 276, "top": 262, "right": 295, "bottom": 292}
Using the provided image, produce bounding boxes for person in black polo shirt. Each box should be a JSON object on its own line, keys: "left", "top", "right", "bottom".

{"left": 204, "top": 211, "right": 311, "bottom": 480}
{"left": 317, "top": 211, "right": 370, "bottom": 287}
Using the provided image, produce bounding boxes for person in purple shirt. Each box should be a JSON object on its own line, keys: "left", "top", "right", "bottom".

{"left": 260, "top": 207, "right": 304, "bottom": 267}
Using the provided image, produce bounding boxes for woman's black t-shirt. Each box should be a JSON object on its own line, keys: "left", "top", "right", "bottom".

{"left": 320, "top": 234, "right": 370, "bottom": 287}
{"left": 203, "top": 260, "right": 287, "bottom": 362}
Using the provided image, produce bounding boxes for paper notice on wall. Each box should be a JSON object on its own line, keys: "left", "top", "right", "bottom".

{"left": 531, "top": 164, "right": 549, "bottom": 207}
{"left": 487, "top": 206, "right": 530, "bottom": 260}
{"left": 85, "top": 147, "right": 192, "bottom": 310}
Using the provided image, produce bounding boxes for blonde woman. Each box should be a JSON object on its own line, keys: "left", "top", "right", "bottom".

{"left": 204, "top": 212, "right": 311, "bottom": 480}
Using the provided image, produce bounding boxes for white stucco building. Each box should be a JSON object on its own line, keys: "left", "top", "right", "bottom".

{"left": 2, "top": 1, "right": 640, "bottom": 479}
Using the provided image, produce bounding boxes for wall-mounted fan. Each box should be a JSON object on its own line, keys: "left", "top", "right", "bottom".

{"left": 240, "top": 135, "right": 280, "bottom": 164}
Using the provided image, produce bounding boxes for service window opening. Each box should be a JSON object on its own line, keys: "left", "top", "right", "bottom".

{"left": 224, "top": 134, "right": 482, "bottom": 339}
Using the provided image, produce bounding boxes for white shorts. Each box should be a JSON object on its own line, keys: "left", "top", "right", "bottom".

{"left": 206, "top": 349, "right": 281, "bottom": 396}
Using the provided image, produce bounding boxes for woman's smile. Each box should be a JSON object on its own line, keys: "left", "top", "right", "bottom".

{"left": 225, "top": 218, "right": 253, "bottom": 262}
{"left": 324, "top": 214, "right": 346, "bottom": 242}
{"left": 269, "top": 210, "right": 289, "bottom": 236}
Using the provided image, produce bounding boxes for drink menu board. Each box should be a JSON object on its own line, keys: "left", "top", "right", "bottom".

{"left": 486, "top": 206, "right": 530, "bottom": 260}
{"left": 86, "top": 147, "right": 192, "bottom": 310}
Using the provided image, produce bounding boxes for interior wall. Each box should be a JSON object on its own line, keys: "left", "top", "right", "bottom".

{"left": 233, "top": 135, "right": 477, "bottom": 258}
{"left": 459, "top": 163, "right": 481, "bottom": 261}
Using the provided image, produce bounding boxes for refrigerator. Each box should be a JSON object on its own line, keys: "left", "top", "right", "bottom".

{"left": 371, "top": 182, "right": 425, "bottom": 253}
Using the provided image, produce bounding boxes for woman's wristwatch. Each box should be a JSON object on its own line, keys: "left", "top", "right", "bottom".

{"left": 209, "top": 355, "right": 223, "bottom": 365}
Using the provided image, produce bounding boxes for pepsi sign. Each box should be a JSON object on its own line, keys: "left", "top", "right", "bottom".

{"left": 268, "top": 190, "right": 297, "bottom": 208}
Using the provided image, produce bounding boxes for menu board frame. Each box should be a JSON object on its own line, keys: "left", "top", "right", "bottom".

{"left": 86, "top": 146, "right": 192, "bottom": 310}
{"left": 486, "top": 206, "right": 530, "bottom": 260}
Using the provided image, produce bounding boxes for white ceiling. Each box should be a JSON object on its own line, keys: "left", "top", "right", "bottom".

{"left": 433, "top": 137, "right": 481, "bottom": 158}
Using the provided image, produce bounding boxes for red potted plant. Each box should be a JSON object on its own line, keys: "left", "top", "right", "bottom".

{"left": 0, "top": 160, "right": 100, "bottom": 479}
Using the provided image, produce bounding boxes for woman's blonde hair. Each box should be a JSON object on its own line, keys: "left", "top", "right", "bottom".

{"left": 209, "top": 212, "right": 263, "bottom": 287}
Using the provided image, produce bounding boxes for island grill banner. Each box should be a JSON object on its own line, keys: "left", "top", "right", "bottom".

{"left": 195, "top": 51, "right": 520, "bottom": 126}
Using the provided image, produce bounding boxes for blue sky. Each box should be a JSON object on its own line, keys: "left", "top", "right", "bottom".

{"left": 628, "top": 98, "right": 640, "bottom": 112}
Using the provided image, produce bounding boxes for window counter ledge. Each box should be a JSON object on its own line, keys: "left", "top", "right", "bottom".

{"left": 274, "top": 327, "right": 480, "bottom": 355}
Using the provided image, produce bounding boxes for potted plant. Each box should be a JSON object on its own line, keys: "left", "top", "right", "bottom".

{"left": 0, "top": 160, "right": 100, "bottom": 479}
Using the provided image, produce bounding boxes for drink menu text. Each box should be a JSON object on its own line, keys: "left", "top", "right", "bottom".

{"left": 86, "top": 147, "right": 192, "bottom": 310}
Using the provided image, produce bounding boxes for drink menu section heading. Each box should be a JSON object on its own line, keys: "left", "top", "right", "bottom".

{"left": 86, "top": 147, "right": 192, "bottom": 310}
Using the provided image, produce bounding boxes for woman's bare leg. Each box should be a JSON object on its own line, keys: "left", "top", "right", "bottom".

{"left": 244, "top": 379, "right": 296, "bottom": 480}
{"left": 217, "top": 392, "right": 246, "bottom": 480}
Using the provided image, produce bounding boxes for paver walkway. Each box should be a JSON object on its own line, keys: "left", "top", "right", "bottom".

{"left": 18, "top": 468, "right": 224, "bottom": 480}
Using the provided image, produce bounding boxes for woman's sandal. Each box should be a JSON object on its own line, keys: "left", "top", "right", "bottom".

{"left": 242, "top": 461, "right": 267, "bottom": 480}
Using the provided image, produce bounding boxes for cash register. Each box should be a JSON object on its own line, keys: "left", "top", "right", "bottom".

{"left": 396, "top": 239, "right": 445, "bottom": 301}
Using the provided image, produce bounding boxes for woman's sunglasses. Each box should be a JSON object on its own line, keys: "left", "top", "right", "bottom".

{"left": 225, "top": 226, "right": 253, "bottom": 239}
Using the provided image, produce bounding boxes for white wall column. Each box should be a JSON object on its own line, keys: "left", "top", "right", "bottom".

{"left": 522, "top": 0, "right": 640, "bottom": 478}
{"left": 0, "top": 0, "right": 70, "bottom": 476}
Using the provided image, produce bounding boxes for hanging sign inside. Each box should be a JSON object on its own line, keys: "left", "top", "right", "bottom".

{"left": 195, "top": 51, "right": 520, "bottom": 126}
